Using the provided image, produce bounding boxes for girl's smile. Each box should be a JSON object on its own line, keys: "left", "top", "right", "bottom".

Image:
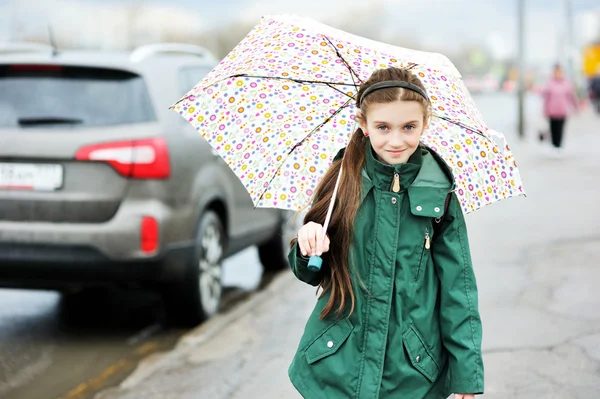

{"left": 386, "top": 149, "right": 407, "bottom": 157}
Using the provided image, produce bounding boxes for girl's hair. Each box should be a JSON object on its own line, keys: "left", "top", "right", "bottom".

{"left": 292, "top": 67, "right": 431, "bottom": 320}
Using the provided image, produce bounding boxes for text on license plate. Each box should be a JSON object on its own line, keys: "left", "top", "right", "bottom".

{"left": 0, "top": 163, "right": 64, "bottom": 191}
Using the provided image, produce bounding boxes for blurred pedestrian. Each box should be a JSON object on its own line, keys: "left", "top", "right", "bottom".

{"left": 541, "top": 64, "right": 578, "bottom": 156}
{"left": 589, "top": 73, "right": 600, "bottom": 115}
{"left": 288, "top": 67, "right": 483, "bottom": 399}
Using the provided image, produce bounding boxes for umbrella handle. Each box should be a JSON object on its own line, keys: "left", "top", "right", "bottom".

{"left": 307, "top": 164, "right": 343, "bottom": 273}
{"left": 307, "top": 255, "right": 323, "bottom": 272}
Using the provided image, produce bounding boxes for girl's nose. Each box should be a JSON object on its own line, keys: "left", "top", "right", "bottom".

{"left": 388, "top": 131, "right": 404, "bottom": 147}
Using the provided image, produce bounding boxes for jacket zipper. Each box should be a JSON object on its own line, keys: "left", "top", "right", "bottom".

{"left": 391, "top": 173, "right": 400, "bottom": 193}
{"left": 415, "top": 228, "right": 430, "bottom": 280}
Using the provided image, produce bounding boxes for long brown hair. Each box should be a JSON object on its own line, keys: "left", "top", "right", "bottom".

{"left": 291, "top": 67, "right": 431, "bottom": 319}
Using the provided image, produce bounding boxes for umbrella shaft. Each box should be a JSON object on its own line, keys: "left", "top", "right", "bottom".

{"left": 322, "top": 164, "right": 343, "bottom": 240}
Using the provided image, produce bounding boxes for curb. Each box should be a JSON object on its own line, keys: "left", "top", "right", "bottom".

{"left": 112, "top": 269, "right": 297, "bottom": 392}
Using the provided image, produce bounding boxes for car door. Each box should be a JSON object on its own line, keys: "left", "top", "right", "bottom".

{"left": 178, "top": 66, "right": 279, "bottom": 241}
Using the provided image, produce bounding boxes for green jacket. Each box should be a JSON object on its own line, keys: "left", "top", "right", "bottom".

{"left": 288, "top": 143, "right": 484, "bottom": 398}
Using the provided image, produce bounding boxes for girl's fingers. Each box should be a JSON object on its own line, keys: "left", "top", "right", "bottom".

{"left": 298, "top": 224, "right": 313, "bottom": 256}
{"left": 308, "top": 225, "right": 319, "bottom": 256}
{"left": 297, "top": 223, "right": 329, "bottom": 257}
{"left": 307, "top": 230, "right": 316, "bottom": 256}
{"left": 297, "top": 230, "right": 308, "bottom": 256}
{"left": 315, "top": 227, "right": 324, "bottom": 256}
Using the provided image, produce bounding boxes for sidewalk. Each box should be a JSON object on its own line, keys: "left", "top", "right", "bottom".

{"left": 95, "top": 110, "right": 600, "bottom": 399}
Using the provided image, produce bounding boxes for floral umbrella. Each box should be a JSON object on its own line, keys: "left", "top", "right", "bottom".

{"left": 170, "top": 14, "right": 524, "bottom": 214}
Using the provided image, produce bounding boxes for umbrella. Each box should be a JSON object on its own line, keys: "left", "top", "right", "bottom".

{"left": 170, "top": 13, "right": 524, "bottom": 216}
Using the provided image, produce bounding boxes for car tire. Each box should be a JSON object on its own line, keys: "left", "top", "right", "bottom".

{"left": 258, "top": 213, "right": 291, "bottom": 272}
{"left": 162, "top": 210, "right": 225, "bottom": 326}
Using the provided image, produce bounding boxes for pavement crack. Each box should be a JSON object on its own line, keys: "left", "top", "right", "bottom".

{"left": 484, "top": 329, "right": 600, "bottom": 370}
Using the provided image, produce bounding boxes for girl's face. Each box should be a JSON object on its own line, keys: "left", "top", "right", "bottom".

{"left": 358, "top": 100, "right": 427, "bottom": 165}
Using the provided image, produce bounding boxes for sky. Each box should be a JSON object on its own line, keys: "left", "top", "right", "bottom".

{"left": 1, "top": 0, "right": 599, "bottom": 69}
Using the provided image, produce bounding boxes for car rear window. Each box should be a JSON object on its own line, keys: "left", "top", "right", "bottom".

{"left": 0, "top": 64, "right": 157, "bottom": 127}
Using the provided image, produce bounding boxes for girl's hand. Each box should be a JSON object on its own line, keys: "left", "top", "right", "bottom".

{"left": 454, "top": 394, "right": 475, "bottom": 399}
{"left": 297, "top": 222, "right": 330, "bottom": 257}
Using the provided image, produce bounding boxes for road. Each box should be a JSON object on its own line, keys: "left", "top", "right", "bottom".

{"left": 0, "top": 245, "right": 282, "bottom": 399}
{"left": 0, "top": 92, "right": 553, "bottom": 399}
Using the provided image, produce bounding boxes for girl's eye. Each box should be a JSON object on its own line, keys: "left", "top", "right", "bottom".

{"left": 377, "top": 125, "right": 388, "bottom": 131}
{"left": 405, "top": 124, "right": 416, "bottom": 131}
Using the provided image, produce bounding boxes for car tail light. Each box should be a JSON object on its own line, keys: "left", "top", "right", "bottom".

{"left": 141, "top": 216, "right": 159, "bottom": 254}
{"left": 75, "top": 138, "right": 170, "bottom": 179}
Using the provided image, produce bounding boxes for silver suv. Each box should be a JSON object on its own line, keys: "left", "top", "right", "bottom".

{"left": 0, "top": 43, "right": 289, "bottom": 326}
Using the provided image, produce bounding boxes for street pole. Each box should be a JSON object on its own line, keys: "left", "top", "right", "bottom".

{"left": 563, "top": 0, "right": 578, "bottom": 96}
{"left": 517, "top": 0, "right": 525, "bottom": 139}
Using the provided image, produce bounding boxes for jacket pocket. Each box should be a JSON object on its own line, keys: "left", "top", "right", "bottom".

{"left": 414, "top": 228, "right": 431, "bottom": 281}
{"left": 305, "top": 318, "right": 354, "bottom": 364}
{"left": 402, "top": 325, "right": 441, "bottom": 382}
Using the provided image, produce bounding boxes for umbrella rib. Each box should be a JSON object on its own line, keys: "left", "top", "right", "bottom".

{"left": 174, "top": 75, "right": 358, "bottom": 111}
{"left": 432, "top": 115, "right": 491, "bottom": 139}
{"left": 228, "top": 74, "right": 359, "bottom": 88}
{"left": 255, "top": 97, "right": 354, "bottom": 206}
{"left": 229, "top": 73, "right": 357, "bottom": 100}
{"left": 325, "top": 83, "right": 357, "bottom": 100}
{"left": 322, "top": 35, "right": 362, "bottom": 87}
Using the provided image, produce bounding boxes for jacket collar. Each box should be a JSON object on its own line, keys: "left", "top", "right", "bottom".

{"left": 364, "top": 140, "right": 423, "bottom": 192}
{"left": 360, "top": 144, "right": 456, "bottom": 217}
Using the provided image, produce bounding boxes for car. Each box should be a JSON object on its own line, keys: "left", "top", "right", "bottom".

{"left": 0, "top": 42, "right": 290, "bottom": 326}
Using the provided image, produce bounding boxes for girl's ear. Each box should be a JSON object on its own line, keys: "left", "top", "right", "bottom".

{"left": 423, "top": 108, "right": 432, "bottom": 131}
{"left": 356, "top": 112, "right": 366, "bottom": 131}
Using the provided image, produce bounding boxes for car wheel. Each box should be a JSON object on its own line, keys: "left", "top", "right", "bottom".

{"left": 258, "top": 212, "right": 292, "bottom": 272}
{"left": 162, "top": 210, "right": 224, "bottom": 326}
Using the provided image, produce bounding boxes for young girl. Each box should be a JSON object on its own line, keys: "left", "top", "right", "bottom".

{"left": 288, "top": 67, "right": 484, "bottom": 399}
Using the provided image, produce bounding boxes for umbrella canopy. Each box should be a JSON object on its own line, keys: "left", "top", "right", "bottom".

{"left": 171, "top": 14, "right": 524, "bottom": 214}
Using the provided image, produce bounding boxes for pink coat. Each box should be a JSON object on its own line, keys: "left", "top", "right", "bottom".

{"left": 543, "top": 78, "right": 578, "bottom": 118}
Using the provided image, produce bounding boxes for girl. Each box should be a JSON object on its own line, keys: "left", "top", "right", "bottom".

{"left": 288, "top": 67, "right": 484, "bottom": 399}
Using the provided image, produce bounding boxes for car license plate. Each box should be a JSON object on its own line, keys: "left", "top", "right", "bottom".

{"left": 0, "top": 163, "right": 64, "bottom": 191}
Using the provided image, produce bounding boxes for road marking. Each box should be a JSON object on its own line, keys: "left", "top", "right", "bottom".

{"left": 135, "top": 341, "right": 159, "bottom": 356}
{"left": 0, "top": 348, "right": 54, "bottom": 397}
{"left": 58, "top": 341, "right": 161, "bottom": 399}
{"left": 60, "top": 359, "right": 129, "bottom": 399}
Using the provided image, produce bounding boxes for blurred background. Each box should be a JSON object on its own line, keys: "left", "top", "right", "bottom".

{"left": 2, "top": 0, "right": 600, "bottom": 92}
{"left": 2, "top": 0, "right": 600, "bottom": 131}
{"left": 0, "top": 1, "right": 599, "bottom": 399}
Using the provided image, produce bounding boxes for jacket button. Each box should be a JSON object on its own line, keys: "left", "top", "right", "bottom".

{"left": 391, "top": 198, "right": 397, "bottom": 205}
{"left": 416, "top": 206, "right": 423, "bottom": 211}
{"left": 327, "top": 341, "right": 334, "bottom": 348}
{"left": 434, "top": 207, "right": 441, "bottom": 213}
{"left": 415, "top": 355, "right": 421, "bottom": 363}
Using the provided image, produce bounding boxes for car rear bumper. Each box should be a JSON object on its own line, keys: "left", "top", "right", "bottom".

{"left": 0, "top": 198, "right": 190, "bottom": 260}
{"left": 0, "top": 199, "right": 197, "bottom": 289}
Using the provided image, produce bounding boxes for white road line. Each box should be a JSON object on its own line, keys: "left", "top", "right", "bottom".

{"left": 126, "top": 323, "right": 162, "bottom": 346}
{"left": 0, "top": 347, "right": 54, "bottom": 396}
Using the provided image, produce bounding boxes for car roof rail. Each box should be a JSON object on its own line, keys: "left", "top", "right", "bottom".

{"left": 130, "top": 43, "right": 216, "bottom": 63}
{"left": 0, "top": 42, "right": 56, "bottom": 55}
